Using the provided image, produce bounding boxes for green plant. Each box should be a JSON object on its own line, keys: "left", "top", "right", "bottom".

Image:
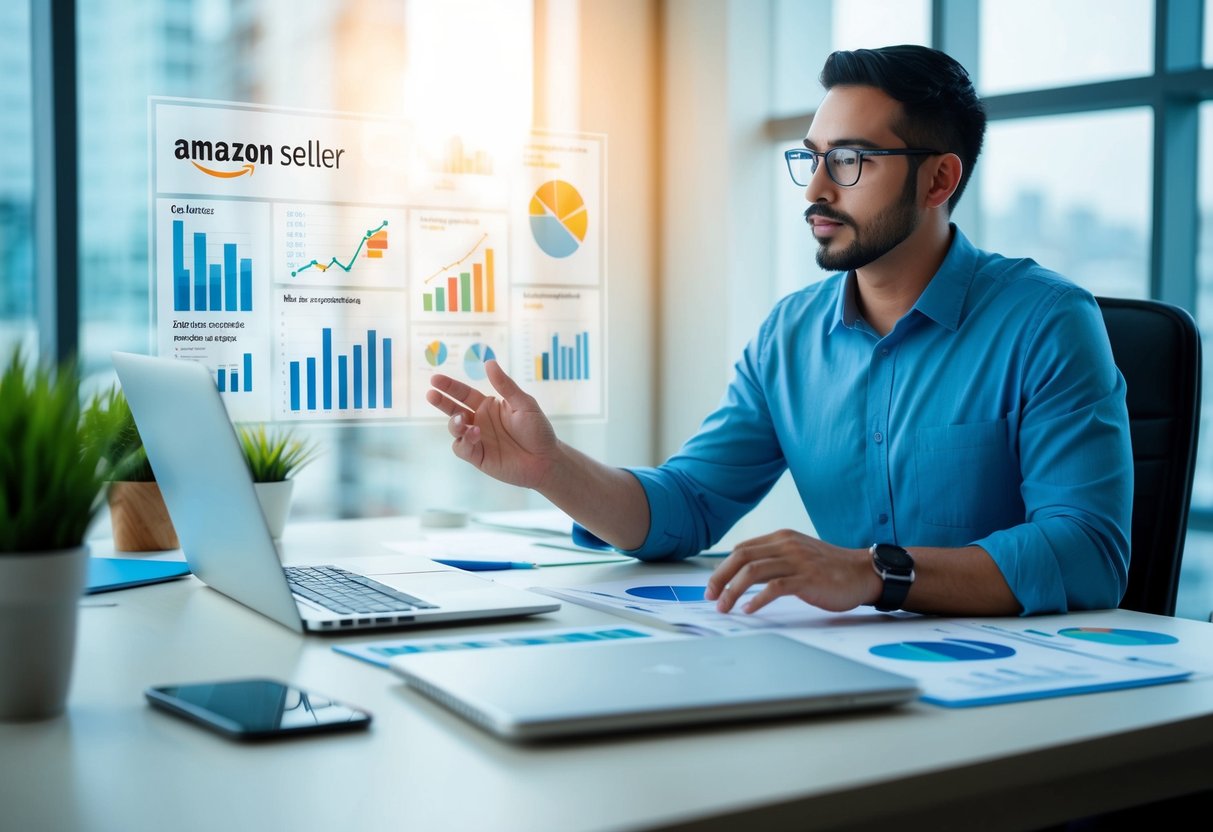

{"left": 85, "top": 387, "right": 156, "bottom": 482}
{"left": 237, "top": 424, "right": 320, "bottom": 483}
{"left": 0, "top": 350, "right": 121, "bottom": 552}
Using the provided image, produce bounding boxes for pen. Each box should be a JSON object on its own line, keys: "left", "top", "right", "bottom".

{"left": 433, "top": 559, "right": 539, "bottom": 571}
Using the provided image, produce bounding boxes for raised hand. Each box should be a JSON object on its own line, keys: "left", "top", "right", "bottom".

{"left": 425, "top": 359, "right": 559, "bottom": 489}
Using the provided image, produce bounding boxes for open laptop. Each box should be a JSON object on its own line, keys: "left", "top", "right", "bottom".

{"left": 390, "top": 632, "right": 921, "bottom": 741}
{"left": 111, "top": 351, "right": 559, "bottom": 634}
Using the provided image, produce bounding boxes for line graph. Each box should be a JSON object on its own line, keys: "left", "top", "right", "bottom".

{"left": 291, "top": 219, "right": 389, "bottom": 276}
{"left": 423, "top": 232, "right": 488, "bottom": 284}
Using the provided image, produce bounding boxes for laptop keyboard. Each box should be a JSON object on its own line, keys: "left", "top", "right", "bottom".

{"left": 285, "top": 565, "right": 439, "bottom": 615}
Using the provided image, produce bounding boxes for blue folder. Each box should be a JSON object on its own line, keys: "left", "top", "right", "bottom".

{"left": 86, "top": 557, "right": 191, "bottom": 594}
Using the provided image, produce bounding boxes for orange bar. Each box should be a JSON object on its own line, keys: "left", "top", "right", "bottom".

{"left": 367, "top": 235, "right": 388, "bottom": 250}
{"left": 366, "top": 250, "right": 383, "bottom": 259}
{"left": 473, "top": 263, "right": 484, "bottom": 312}
{"left": 534, "top": 356, "right": 543, "bottom": 380}
{"left": 486, "top": 249, "right": 495, "bottom": 313}
{"left": 447, "top": 276, "right": 458, "bottom": 312}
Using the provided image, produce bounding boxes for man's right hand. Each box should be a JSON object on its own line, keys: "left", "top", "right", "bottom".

{"left": 425, "top": 359, "right": 559, "bottom": 489}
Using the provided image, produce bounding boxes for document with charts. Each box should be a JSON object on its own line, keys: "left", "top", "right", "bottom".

{"left": 540, "top": 573, "right": 1200, "bottom": 706}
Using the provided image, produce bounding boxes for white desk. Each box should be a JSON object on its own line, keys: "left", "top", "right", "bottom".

{"left": 3, "top": 516, "right": 1213, "bottom": 832}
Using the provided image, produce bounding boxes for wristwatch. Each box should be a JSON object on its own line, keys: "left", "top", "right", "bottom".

{"left": 870, "top": 543, "right": 915, "bottom": 612}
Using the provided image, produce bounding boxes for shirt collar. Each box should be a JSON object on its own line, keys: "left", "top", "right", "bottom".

{"left": 828, "top": 224, "right": 976, "bottom": 335}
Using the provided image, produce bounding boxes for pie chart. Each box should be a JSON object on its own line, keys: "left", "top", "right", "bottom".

{"left": 529, "top": 180, "right": 587, "bottom": 258}
{"left": 626, "top": 585, "right": 708, "bottom": 602}
{"left": 1057, "top": 627, "right": 1178, "bottom": 646}
{"left": 424, "top": 340, "right": 448, "bottom": 367}
{"left": 464, "top": 343, "right": 496, "bottom": 380}
{"left": 868, "top": 639, "right": 1016, "bottom": 662}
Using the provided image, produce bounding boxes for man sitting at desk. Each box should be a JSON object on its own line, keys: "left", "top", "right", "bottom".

{"left": 425, "top": 44, "right": 1132, "bottom": 620}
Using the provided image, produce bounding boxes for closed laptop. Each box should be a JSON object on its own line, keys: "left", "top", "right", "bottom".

{"left": 390, "top": 631, "right": 920, "bottom": 741}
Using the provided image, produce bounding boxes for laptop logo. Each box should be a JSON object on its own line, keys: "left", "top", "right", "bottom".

{"left": 645, "top": 663, "right": 686, "bottom": 676}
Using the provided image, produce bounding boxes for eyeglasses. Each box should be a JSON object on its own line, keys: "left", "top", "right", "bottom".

{"left": 784, "top": 147, "right": 941, "bottom": 188}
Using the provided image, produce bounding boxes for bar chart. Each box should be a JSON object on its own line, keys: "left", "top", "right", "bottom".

{"left": 288, "top": 326, "right": 394, "bottom": 413}
{"left": 171, "top": 219, "right": 255, "bottom": 313}
{"left": 215, "top": 353, "right": 254, "bottom": 393}
{"left": 421, "top": 246, "right": 497, "bottom": 313}
{"left": 411, "top": 209, "right": 508, "bottom": 320}
{"left": 533, "top": 331, "right": 590, "bottom": 381}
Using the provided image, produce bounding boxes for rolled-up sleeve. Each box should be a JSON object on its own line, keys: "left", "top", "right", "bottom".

{"left": 971, "top": 290, "right": 1132, "bottom": 614}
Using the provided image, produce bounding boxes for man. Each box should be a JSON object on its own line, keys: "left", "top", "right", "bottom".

{"left": 426, "top": 44, "right": 1132, "bottom": 618}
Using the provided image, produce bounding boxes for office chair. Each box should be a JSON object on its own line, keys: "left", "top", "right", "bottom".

{"left": 1095, "top": 296, "right": 1202, "bottom": 617}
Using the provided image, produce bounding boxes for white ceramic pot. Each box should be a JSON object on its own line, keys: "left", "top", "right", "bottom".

{"left": 254, "top": 480, "right": 295, "bottom": 539}
{"left": 0, "top": 546, "right": 89, "bottom": 721}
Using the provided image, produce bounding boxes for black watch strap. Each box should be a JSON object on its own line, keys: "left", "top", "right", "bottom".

{"left": 871, "top": 543, "right": 915, "bottom": 612}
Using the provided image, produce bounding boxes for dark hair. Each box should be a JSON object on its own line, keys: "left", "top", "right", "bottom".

{"left": 820, "top": 45, "right": 986, "bottom": 212}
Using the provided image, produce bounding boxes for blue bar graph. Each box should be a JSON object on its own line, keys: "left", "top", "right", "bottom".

{"left": 536, "top": 331, "right": 590, "bottom": 381}
{"left": 214, "top": 353, "right": 254, "bottom": 393}
{"left": 287, "top": 327, "right": 395, "bottom": 413}
{"left": 171, "top": 220, "right": 254, "bottom": 312}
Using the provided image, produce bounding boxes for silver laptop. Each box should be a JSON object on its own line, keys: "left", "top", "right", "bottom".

{"left": 111, "top": 352, "right": 559, "bottom": 633}
{"left": 390, "top": 632, "right": 920, "bottom": 741}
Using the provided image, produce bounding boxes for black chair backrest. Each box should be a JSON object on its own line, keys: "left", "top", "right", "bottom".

{"left": 1096, "top": 297, "right": 1202, "bottom": 616}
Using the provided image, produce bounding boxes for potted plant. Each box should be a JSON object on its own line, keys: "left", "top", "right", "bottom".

{"left": 92, "top": 388, "right": 179, "bottom": 552}
{"left": 236, "top": 424, "right": 320, "bottom": 539}
{"left": 0, "top": 350, "right": 121, "bottom": 720}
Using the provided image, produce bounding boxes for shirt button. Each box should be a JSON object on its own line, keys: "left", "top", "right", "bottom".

{"left": 878, "top": 513, "right": 888, "bottom": 524}
{"left": 873, "top": 431, "right": 883, "bottom": 444}
{"left": 880, "top": 348, "right": 890, "bottom": 357}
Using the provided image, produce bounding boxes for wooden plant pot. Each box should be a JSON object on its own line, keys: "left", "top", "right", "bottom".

{"left": 107, "top": 482, "right": 180, "bottom": 552}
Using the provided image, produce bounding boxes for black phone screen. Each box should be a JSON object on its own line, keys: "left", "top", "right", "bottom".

{"left": 145, "top": 678, "right": 372, "bottom": 740}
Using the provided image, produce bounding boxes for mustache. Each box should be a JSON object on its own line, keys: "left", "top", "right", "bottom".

{"left": 804, "top": 205, "right": 853, "bottom": 226}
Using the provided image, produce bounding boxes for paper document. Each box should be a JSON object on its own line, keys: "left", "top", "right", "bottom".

{"left": 535, "top": 571, "right": 888, "bottom": 636}
{"left": 382, "top": 530, "right": 630, "bottom": 567}
{"left": 540, "top": 573, "right": 1201, "bottom": 706}
{"left": 334, "top": 623, "right": 679, "bottom": 668}
{"left": 470, "top": 509, "right": 575, "bottom": 537}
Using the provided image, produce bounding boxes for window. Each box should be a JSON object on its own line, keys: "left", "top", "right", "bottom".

{"left": 0, "top": 1, "right": 33, "bottom": 359}
{"left": 973, "top": 109, "right": 1152, "bottom": 299}
{"left": 978, "top": 0, "right": 1154, "bottom": 95}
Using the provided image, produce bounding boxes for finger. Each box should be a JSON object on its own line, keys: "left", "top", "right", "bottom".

{"left": 704, "top": 553, "right": 746, "bottom": 601}
{"left": 430, "top": 372, "right": 488, "bottom": 411}
{"left": 739, "top": 578, "right": 803, "bottom": 615}
{"left": 484, "top": 359, "right": 535, "bottom": 409}
{"left": 713, "top": 556, "right": 788, "bottom": 613}
{"left": 426, "top": 388, "right": 473, "bottom": 419}
{"left": 446, "top": 411, "right": 473, "bottom": 440}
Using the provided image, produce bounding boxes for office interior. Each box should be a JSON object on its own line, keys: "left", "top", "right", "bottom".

{"left": 6, "top": 0, "right": 1213, "bottom": 621}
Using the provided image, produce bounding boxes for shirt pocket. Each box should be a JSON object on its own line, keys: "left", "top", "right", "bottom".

{"left": 915, "top": 419, "right": 1016, "bottom": 530}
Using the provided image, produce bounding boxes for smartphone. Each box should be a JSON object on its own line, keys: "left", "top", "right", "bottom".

{"left": 145, "top": 678, "right": 372, "bottom": 740}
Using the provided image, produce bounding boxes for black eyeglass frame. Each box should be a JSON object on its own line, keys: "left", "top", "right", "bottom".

{"left": 784, "top": 147, "right": 942, "bottom": 188}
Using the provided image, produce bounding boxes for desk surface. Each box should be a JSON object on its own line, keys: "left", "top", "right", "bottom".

{"left": 4, "top": 516, "right": 1213, "bottom": 832}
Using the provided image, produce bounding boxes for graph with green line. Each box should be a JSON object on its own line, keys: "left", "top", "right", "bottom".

{"left": 275, "top": 204, "right": 407, "bottom": 290}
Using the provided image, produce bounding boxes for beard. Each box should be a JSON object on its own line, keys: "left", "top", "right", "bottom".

{"left": 806, "top": 176, "right": 920, "bottom": 272}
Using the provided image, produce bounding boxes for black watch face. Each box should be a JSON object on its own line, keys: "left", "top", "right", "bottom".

{"left": 875, "top": 544, "right": 913, "bottom": 571}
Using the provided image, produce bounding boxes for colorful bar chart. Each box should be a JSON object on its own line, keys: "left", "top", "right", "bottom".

{"left": 533, "top": 331, "right": 590, "bottom": 381}
{"left": 288, "top": 328, "right": 393, "bottom": 412}
{"left": 431, "top": 136, "right": 493, "bottom": 176}
{"left": 422, "top": 248, "right": 496, "bottom": 313}
{"left": 215, "top": 353, "right": 254, "bottom": 393}
{"left": 172, "top": 220, "right": 253, "bottom": 312}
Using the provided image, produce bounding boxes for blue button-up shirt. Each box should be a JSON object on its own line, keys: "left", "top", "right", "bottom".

{"left": 626, "top": 227, "right": 1132, "bottom": 615}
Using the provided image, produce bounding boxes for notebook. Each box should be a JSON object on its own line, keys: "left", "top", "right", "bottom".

{"left": 87, "top": 557, "right": 191, "bottom": 594}
{"left": 390, "top": 631, "right": 921, "bottom": 741}
{"left": 111, "top": 352, "right": 560, "bottom": 634}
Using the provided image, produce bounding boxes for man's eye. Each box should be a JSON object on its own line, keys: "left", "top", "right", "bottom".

{"left": 835, "top": 155, "right": 858, "bottom": 167}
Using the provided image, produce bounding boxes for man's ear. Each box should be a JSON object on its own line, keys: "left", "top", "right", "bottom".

{"left": 922, "top": 152, "right": 963, "bottom": 209}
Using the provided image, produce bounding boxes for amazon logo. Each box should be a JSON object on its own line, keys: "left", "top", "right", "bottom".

{"left": 174, "top": 138, "right": 347, "bottom": 179}
{"left": 174, "top": 139, "right": 268, "bottom": 178}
